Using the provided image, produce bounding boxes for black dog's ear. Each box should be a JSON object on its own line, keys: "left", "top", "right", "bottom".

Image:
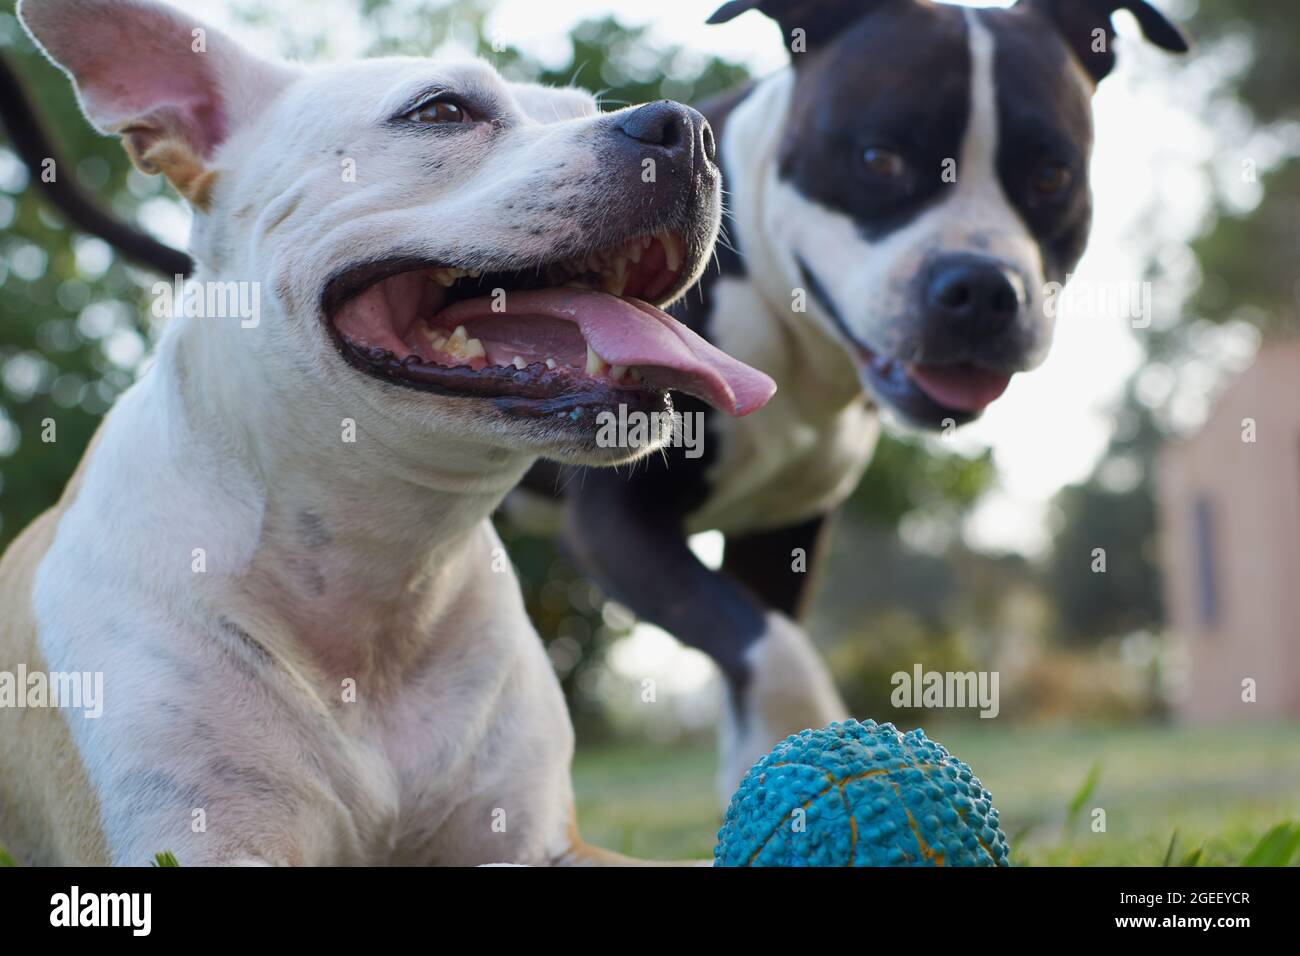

{"left": 1028, "top": 0, "right": 1190, "bottom": 82}
{"left": 707, "top": 0, "right": 877, "bottom": 54}
{"left": 707, "top": 0, "right": 802, "bottom": 27}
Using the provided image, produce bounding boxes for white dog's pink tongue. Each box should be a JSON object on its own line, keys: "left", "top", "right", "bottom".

{"left": 439, "top": 289, "right": 776, "bottom": 416}
{"left": 906, "top": 363, "right": 1012, "bottom": 412}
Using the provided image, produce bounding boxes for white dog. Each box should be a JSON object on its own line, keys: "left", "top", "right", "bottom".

{"left": 0, "top": 0, "right": 773, "bottom": 866}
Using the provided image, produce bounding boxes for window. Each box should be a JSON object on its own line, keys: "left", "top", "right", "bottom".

{"left": 1192, "top": 496, "right": 1218, "bottom": 631}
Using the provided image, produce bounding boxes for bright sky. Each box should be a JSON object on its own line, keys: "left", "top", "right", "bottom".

{"left": 154, "top": 0, "right": 1242, "bottom": 557}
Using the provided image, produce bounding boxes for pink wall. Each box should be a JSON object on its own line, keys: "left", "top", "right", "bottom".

{"left": 1157, "top": 341, "right": 1300, "bottom": 720}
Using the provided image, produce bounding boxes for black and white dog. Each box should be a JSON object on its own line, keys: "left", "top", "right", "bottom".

{"left": 520, "top": 0, "right": 1189, "bottom": 799}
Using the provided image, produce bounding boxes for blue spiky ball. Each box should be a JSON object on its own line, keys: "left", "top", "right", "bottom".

{"left": 714, "top": 719, "right": 1011, "bottom": 867}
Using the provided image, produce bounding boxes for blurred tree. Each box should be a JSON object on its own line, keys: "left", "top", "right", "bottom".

{"left": 849, "top": 432, "right": 993, "bottom": 529}
{"left": 1183, "top": 0, "right": 1299, "bottom": 335}
{"left": 1046, "top": 379, "right": 1165, "bottom": 645}
{"left": 1043, "top": 0, "right": 1300, "bottom": 644}
{"left": 0, "top": 0, "right": 170, "bottom": 547}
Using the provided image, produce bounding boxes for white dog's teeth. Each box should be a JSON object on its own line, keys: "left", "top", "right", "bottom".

{"left": 424, "top": 327, "right": 449, "bottom": 351}
{"left": 586, "top": 345, "right": 608, "bottom": 376}
{"left": 545, "top": 358, "right": 557, "bottom": 369}
{"left": 610, "top": 365, "right": 627, "bottom": 381}
{"left": 626, "top": 240, "right": 644, "bottom": 264}
{"left": 436, "top": 324, "right": 483, "bottom": 362}
{"left": 660, "top": 232, "right": 683, "bottom": 272}
{"left": 465, "top": 268, "right": 482, "bottom": 279}
{"left": 443, "top": 326, "right": 486, "bottom": 361}
{"left": 512, "top": 355, "right": 527, "bottom": 370}
{"left": 429, "top": 266, "right": 475, "bottom": 287}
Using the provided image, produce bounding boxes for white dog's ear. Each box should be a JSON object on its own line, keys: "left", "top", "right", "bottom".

{"left": 17, "top": 0, "right": 296, "bottom": 208}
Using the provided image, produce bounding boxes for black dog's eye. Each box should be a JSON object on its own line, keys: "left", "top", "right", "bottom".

{"left": 405, "top": 96, "right": 473, "bottom": 125}
{"left": 861, "top": 147, "right": 905, "bottom": 178}
{"left": 1032, "top": 160, "right": 1073, "bottom": 196}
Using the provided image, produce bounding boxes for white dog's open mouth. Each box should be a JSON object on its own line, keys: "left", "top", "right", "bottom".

{"left": 324, "top": 232, "right": 774, "bottom": 419}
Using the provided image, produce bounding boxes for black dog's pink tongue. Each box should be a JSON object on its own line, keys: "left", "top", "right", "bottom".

{"left": 439, "top": 289, "right": 776, "bottom": 416}
{"left": 906, "top": 362, "right": 1012, "bottom": 413}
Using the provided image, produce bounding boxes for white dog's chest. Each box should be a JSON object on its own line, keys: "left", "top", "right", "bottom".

{"left": 31, "top": 473, "right": 574, "bottom": 865}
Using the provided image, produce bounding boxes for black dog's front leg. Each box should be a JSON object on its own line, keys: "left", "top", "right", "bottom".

{"left": 561, "top": 467, "right": 764, "bottom": 686}
{"left": 720, "top": 514, "right": 834, "bottom": 622}
{"left": 562, "top": 468, "right": 848, "bottom": 802}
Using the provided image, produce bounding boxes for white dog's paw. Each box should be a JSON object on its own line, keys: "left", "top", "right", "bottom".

{"left": 716, "top": 612, "right": 849, "bottom": 806}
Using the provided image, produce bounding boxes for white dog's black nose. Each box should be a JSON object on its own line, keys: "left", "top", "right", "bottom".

{"left": 617, "top": 100, "right": 716, "bottom": 166}
{"left": 924, "top": 255, "right": 1024, "bottom": 342}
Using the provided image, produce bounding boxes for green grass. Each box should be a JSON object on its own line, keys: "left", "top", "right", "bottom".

{"left": 3, "top": 720, "right": 1295, "bottom": 865}
{"left": 572, "top": 720, "right": 1300, "bottom": 865}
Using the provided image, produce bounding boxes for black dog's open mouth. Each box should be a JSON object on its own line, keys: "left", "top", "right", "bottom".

{"left": 324, "top": 232, "right": 774, "bottom": 420}
{"left": 862, "top": 352, "right": 1012, "bottom": 428}
{"left": 795, "top": 256, "right": 1012, "bottom": 428}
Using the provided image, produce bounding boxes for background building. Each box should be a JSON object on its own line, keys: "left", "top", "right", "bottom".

{"left": 1158, "top": 340, "right": 1300, "bottom": 721}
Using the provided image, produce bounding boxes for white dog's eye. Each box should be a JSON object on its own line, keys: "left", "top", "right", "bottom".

{"left": 407, "top": 97, "right": 473, "bottom": 125}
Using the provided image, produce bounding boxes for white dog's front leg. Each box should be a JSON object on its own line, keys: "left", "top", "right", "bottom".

{"left": 92, "top": 758, "right": 354, "bottom": 867}
{"left": 36, "top": 620, "right": 370, "bottom": 866}
{"left": 98, "top": 805, "right": 299, "bottom": 867}
{"left": 715, "top": 612, "right": 849, "bottom": 805}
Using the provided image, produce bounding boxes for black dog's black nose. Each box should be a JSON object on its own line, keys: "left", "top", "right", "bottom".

{"left": 925, "top": 255, "right": 1024, "bottom": 339}
{"left": 617, "top": 100, "right": 715, "bottom": 165}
